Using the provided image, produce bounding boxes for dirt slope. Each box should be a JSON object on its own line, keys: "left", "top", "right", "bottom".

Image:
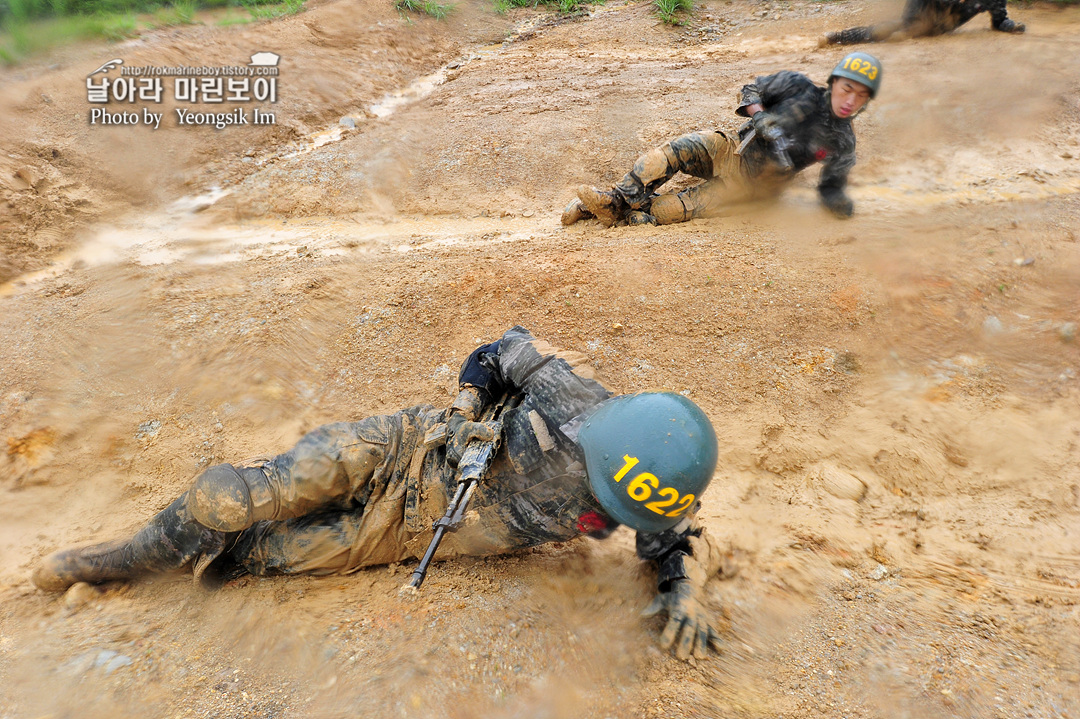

{"left": 1, "top": 1, "right": 1079, "bottom": 718}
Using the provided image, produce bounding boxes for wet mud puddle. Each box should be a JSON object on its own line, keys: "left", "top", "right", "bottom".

{"left": 0, "top": 15, "right": 569, "bottom": 295}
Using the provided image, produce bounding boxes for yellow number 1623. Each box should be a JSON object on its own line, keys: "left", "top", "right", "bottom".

{"left": 842, "top": 56, "right": 879, "bottom": 81}
{"left": 612, "top": 455, "right": 695, "bottom": 517}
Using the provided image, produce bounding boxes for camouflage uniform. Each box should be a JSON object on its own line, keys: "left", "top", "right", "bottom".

{"left": 824, "top": 0, "right": 1024, "bottom": 45}
{"left": 36, "top": 327, "right": 717, "bottom": 602}
{"left": 602, "top": 70, "right": 856, "bottom": 224}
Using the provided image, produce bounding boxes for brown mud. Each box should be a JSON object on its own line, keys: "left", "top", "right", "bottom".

{"left": 1, "top": 1, "right": 1079, "bottom": 717}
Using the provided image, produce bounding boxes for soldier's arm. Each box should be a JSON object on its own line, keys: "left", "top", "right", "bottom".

{"left": 636, "top": 512, "right": 727, "bottom": 660}
{"left": 637, "top": 513, "right": 727, "bottom": 593}
{"left": 448, "top": 326, "right": 612, "bottom": 467}
{"left": 818, "top": 136, "right": 857, "bottom": 218}
{"left": 488, "top": 326, "right": 612, "bottom": 424}
{"left": 736, "top": 71, "right": 818, "bottom": 124}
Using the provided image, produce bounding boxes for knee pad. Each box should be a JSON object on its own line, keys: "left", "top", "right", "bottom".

{"left": 651, "top": 194, "right": 692, "bottom": 225}
{"left": 188, "top": 464, "right": 275, "bottom": 532}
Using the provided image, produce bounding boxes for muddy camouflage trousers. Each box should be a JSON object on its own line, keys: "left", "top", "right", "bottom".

{"left": 614, "top": 130, "right": 783, "bottom": 224}
{"left": 222, "top": 411, "right": 433, "bottom": 577}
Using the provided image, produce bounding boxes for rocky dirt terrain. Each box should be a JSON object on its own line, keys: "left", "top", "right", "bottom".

{"left": 1, "top": 0, "right": 1079, "bottom": 717}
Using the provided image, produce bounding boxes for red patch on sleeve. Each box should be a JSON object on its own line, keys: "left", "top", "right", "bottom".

{"left": 576, "top": 510, "right": 613, "bottom": 533}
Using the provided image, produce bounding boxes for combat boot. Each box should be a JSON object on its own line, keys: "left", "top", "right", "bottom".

{"left": 32, "top": 493, "right": 226, "bottom": 592}
{"left": 561, "top": 198, "right": 593, "bottom": 226}
{"left": 819, "top": 25, "right": 878, "bottom": 46}
{"left": 995, "top": 18, "right": 1024, "bottom": 33}
{"left": 819, "top": 31, "right": 842, "bottom": 47}
{"left": 576, "top": 186, "right": 627, "bottom": 228}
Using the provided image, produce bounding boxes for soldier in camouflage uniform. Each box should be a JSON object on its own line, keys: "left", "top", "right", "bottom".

{"left": 33, "top": 326, "right": 726, "bottom": 660}
{"left": 563, "top": 53, "right": 883, "bottom": 227}
{"left": 822, "top": 0, "right": 1024, "bottom": 45}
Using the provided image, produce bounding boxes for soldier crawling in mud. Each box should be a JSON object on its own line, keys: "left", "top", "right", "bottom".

{"left": 562, "top": 53, "right": 882, "bottom": 227}
{"left": 34, "top": 326, "right": 728, "bottom": 660}
{"left": 822, "top": 0, "right": 1024, "bottom": 46}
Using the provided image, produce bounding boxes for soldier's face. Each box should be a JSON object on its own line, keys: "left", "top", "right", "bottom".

{"left": 830, "top": 78, "right": 872, "bottom": 119}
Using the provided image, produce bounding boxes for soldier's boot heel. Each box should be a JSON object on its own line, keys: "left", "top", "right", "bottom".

{"left": 995, "top": 18, "right": 1024, "bottom": 33}
{"left": 32, "top": 493, "right": 223, "bottom": 592}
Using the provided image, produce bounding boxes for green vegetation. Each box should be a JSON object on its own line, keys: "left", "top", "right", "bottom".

{"left": 1, "top": 0, "right": 228, "bottom": 22}
{"left": 492, "top": 0, "right": 694, "bottom": 25}
{"left": 493, "top": 0, "right": 601, "bottom": 14}
{"left": 395, "top": 0, "right": 453, "bottom": 19}
{"left": 239, "top": 0, "right": 302, "bottom": 20}
{"left": 151, "top": 0, "right": 195, "bottom": 26}
{"left": 0, "top": 0, "right": 304, "bottom": 64}
{"left": 0, "top": 13, "right": 134, "bottom": 63}
{"left": 654, "top": 0, "right": 691, "bottom": 25}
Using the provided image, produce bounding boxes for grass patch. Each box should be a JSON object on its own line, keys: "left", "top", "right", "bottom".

{"left": 100, "top": 11, "right": 135, "bottom": 37}
{"left": 493, "top": 0, "right": 601, "bottom": 13}
{"left": 214, "top": 8, "right": 253, "bottom": 25}
{"left": 395, "top": 0, "right": 453, "bottom": 19}
{"left": 150, "top": 0, "right": 197, "bottom": 27}
{"left": 239, "top": 0, "right": 304, "bottom": 20}
{"left": 0, "top": 0, "right": 304, "bottom": 64}
{"left": 0, "top": 12, "right": 136, "bottom": 63}
{"left": 0, "top": 0, "right": 248, "bottom": 64}
{"left": 654, "top": 0, "right": 692, "bottom": 24}
{"left": 1, "top": 0, "right": 235, "bottom": 21}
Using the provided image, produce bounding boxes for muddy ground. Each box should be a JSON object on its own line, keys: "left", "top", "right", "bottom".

{"left": 1, "top": 0, "right": 1079, "bottom": 717}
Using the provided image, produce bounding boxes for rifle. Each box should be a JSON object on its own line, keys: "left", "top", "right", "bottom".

{"left": 402, "top": 391, "right": 517, "bottom": 592}
{"left": 735, "top": 125, "right": 794, "bottom": 171}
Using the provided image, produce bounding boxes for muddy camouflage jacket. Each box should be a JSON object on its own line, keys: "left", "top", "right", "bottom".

{"left": 735, "top": 70, "right": 856, "bottom": 216}
{"left": 404, "top": 326, "right": 706, "bottom": 589}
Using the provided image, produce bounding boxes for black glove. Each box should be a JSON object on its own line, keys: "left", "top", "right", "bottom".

{"left": 751, "top": 110, "right": 782, "bottom": 138}
{"left": 824, "top": 194, "right": 854, "bottom": 218}
{"left": 445, "top": 412, "right": 498, "bottom": 467}
{"left": 642, "top": 578, "right": 722, "bottom": 661}
{"left": 752, "top": 112, "right": 794, "bottom": 170}
{"left": 458, "top": 341, "right": 503, "bottom": 402}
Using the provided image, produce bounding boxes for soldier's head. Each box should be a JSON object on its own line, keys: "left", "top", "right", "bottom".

{"left": 577, "top": 392, "right": 718, "bottom": 533}
{"left": 828, "top": 52, "right": 882, "bottom": 119}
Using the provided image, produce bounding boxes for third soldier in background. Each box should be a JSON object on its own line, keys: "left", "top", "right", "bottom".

{"left": 563, "top": 53, "right": 883, "bottom": 227}
{"left": 822, "top": 0, "right": 1024, "bottom": 46}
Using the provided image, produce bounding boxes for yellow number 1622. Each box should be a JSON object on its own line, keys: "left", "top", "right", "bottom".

{"left": 612, "top": 455, "right": 695, "bottom": 517}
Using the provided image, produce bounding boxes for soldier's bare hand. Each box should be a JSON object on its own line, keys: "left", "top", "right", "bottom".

{"left": 642, "top": 578, "right": 722, "bottom": 661}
